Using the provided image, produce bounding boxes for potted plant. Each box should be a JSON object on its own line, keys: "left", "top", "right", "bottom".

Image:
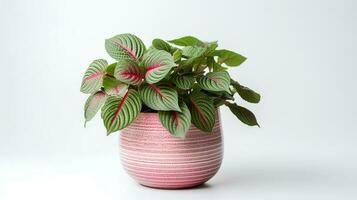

{"left": 80, "top": 33, "right": 260, "bottom": 189}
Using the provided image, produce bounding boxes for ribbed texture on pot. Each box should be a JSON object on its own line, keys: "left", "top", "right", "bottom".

{"left": 120, "top": 111, "right": 223, "bottom": 189}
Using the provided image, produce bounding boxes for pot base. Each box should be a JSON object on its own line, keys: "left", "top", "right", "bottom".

{"left": 139, "top": 182, "right": 207, "bottom": 190}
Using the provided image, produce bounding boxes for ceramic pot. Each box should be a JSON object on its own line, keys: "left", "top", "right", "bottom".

{"left": 119, "top": 111, "right": 223, "bottom": 189}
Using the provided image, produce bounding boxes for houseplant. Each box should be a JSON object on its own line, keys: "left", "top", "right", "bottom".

{"left": 80, "top": 33, "right": 260, "bottom": 189}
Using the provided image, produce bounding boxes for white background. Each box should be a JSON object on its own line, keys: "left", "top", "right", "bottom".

{"left": 1, "top": 0, "right": 357, "bottom": 199}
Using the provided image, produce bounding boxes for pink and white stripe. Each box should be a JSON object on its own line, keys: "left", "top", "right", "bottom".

{"left": 119, "top": 112, "right": 223, "bottom": 189}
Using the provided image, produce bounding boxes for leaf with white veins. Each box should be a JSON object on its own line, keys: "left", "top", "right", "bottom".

{"left": 114, "top": 59, "right": 144, "bottom": 85}
{"left": 139, "top": 83, "right": 181, "bottom": 111}
{"left": 80, "top": 59, "right": 108, "bottom": 94}
{"left": 101, "top": 90, "right": 142, "bottom": 134}
{"left": 84, "top": 91, "right": 108, "bottom": 125}
{"left": 196, "top": 71, "right": 231, "bottom": 92}
{"left": 142, "top": 49, "right": 176, "bottom": 84}
{"left": 105, "top": 33, "right": 146, "bottom": 61}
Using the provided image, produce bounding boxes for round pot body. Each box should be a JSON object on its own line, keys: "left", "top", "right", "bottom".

{"left": 120, "top": 111, "right": 223, "bottom": 189}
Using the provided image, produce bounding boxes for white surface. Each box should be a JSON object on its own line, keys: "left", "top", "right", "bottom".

{"left": 1, "top": 0, "right": 357, "bottom": 199}
{"left": 1, "top": 151, "right": 357, "bottom": 199}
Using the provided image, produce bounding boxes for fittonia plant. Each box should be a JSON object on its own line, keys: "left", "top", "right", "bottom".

{"left": 80, "top": 33, "right": 260, "bottom": 138}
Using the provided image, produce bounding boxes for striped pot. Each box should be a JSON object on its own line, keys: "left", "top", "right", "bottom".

{"left": 119, "top": 111, "right": 223, "bottom": 189}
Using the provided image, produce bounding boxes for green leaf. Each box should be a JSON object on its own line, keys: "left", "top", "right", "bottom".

{"left": 84, "top": 91, "right": 108, "bottom": 125}
{"left": 194, "top": 60, "right": 208, "bottom": 73}
{"left": 80, "top": 59, "right": 108, "bottom": 94}
{"left": 207, "top": 57, "right": 215, "bottom": 71}
{"left": 106, "top": 63, "right": 117, "bottom": 76}
{"left": 103, "top": 76, "right": 128, "bottom": 96}
{"left": 196, "top": 71, "right": 231, "bottom": 92}
{"left": 214, "top": 49, "right": 246, "bottom": 66}
{"left": 172, "top": 49, "right": 182, "bottom": 62}
{"left": 101, "top": 89, "right": 142, "bottom": 134}
{"left": 182, "top": 46, "right": 206, "bottom": 58}
{"left": 231, "top": 80, "right": 260, "bottom": 103}
{"left": 172, "top": 74, "right": 195, "bottom": 90}
{"left": 207, "top": 57, "right": 227, "bottom": 72}
{"left": 105, "top": 33, "right": 146, "bottom": 61}
{"left": 225, "top": 102, "right": 259, "bottom": 127}
{"left": 102, "top": 76, "right": 118, "bottom": 89}
{"left": 139, "top": 83, "right": 181, "bottom": 111}
{"left": 114, "top": 59, "right": 144, "bottom": 85}
{"left": 213, "top": 62, "right": 228, "bottom": 72}
{"left": 179, "top": 56, "right": 201, "bottom": 68}
{"left": 188, "top": 92, "right": 215, "bottom": 132}
{"left": 213, "top": 98, "right": 226, "bottom": 107}
{"left": 191, "top": 83, "right": 202, "bottom": 95}
{"left": 159, "top": 101, "right": 191, "bottom": 138}
{"left": 168, "top": 36, "right": 204, "bottom": 46}
{"left": 203, "top": 90, "right": 234, "bottom": 104}
{"left": 152, "top": 38, "right": 172, "bottom": 53}
{"left": 210, "top": 92, "right": 231, "bottom": 107}
{"left": 205, "top": 41, "right": 218, "bottom": 55}
{"left": 142, "top": 49, "right": 176, "bottom": 84}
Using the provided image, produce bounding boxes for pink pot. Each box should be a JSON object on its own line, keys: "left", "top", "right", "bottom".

{"left": 119, "top": 111, "right": 223, "bottom": 189}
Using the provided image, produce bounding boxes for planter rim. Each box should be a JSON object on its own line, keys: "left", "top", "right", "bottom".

{"left": 127, "top": 109, "right": 221, "bottom": 132}
{"left": 132, "top": 109, "right": 221, "bottom": 125}
{"left": 137, "top": 109, "right": 220, "bottom": 115}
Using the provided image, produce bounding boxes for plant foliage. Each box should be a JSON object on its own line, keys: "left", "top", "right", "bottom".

{"left": 81, "top": 33, "right": 260, "bottom": 137}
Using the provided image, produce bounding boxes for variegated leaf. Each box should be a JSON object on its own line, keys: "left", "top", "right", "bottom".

{"left": 142, "top": 49, "right": 176, "bottom": 84}
{"left": 103, "top": 76, "right": 128, "bottom": 97}
{"left": 159, "top": 101, "right": 191, "bottom": 138}
{"left": 105, "top": 33, "right": 146, "bottom": 61}
{"left": 101, "top": 90, "right": 142, "bottom": 134}
{"left": 139, "top": 83, "right": 181, "bottom": 111}
{"left": 80, "top": 59, "right": 108, "bottom": 94}
{"left": 114, "top": 59, "right": 144, "bottom": 85}
{"left": 196, "top": 71, "right": 231, "bottom": 92}
{"left": 84, "top": 91, "right": 108, "bottom": 125}
{"left": 189, "top": 92, "right": 215, "bottom": 132}
{"left": 172, "top": 74, "right": 195, "bottom": 90}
